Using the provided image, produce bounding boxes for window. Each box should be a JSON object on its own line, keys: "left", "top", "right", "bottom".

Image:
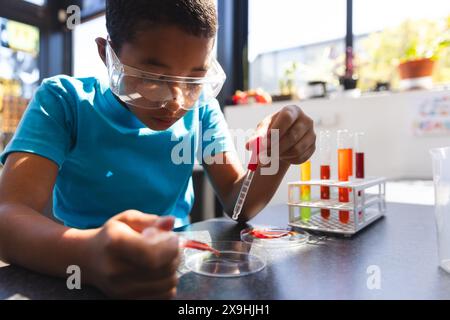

{"left": 0, "top": 17, "right": 40, "bottom": 143}
{"left": 0, "top": 17, "right": 40, "bottom": 99}
{"left": 72, "top": 15, "right": 108, "bottom": 82}
{"left": 248, "top": 0, "right": 347, "bottom": 96}
{"left": 23, "top": 0, "right": 46, "bottom": 6}
{"left": 354, "top": 0, "right": 450, "bottom": 91}
{"left": 354, "top": 0, "right": 449, "bottom": 36}
{"left": 81, "top": 0, "right": 106, "bottom": 19}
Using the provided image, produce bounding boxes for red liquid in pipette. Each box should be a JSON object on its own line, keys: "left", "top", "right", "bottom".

{"left": 320, "top": 165, "right": 331, "bottom": 219}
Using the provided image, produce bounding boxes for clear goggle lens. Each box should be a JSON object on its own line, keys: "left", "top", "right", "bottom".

{"left": 106, "top": 41, "right": 226, "bottom": 110}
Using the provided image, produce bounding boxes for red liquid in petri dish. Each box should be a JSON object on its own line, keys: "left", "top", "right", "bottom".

{"left": 249, "top": 229, "right": 292, "bottom": 239}
{"left": 320, "top": 165, "right": 330, "bottom": 219}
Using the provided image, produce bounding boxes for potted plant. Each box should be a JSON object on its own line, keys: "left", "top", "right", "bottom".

{"left": 274, "top": 62, "right": 299, "bottom": 101}
{"left": 358, "top": 16, "right": 450, "bottom": 91}
{"left": 397, "top": 19, "right": 450, "bottom": 86}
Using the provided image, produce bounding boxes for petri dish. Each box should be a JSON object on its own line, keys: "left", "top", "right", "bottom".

{"left": 240, "top": 226, "right": 309, "bottom": 248}
{"left": 184, "top": 241, "right": 266, "bottom": 278}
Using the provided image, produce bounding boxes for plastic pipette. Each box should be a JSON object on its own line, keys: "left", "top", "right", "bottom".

{"left": 232, "top": 137, "right": 261, "bottom": 221}
{"left": 142, "top": 226, "right": 220, "bottom": 256}
{"left": 179, "top": 238, "right": 220, "bottom": 256}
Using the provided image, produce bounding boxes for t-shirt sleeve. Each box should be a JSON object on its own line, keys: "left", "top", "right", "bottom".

{"left": 0, "top": 77, "right": 75, "bottom": 168}
{"left": 199, "top": 98, "right": 236, "bottom": 160}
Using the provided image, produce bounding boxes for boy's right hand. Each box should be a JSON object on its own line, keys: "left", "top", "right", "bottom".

{"left": 85, "top": 210, "right": 180, "bottom": 299}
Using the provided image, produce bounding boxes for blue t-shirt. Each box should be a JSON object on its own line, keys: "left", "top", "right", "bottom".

{"left": 0, "top": 75, "right": 234, "bottom": 229}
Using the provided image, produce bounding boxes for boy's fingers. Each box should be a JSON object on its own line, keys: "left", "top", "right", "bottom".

{"left": 132, "top": 254, "right": 181, "bottom": 281}
{"left": 246, "top": 115, "right": 273, "bottom": 150}
{"left": 153, "top": 216, "right": 175, "bottom": 231}
{"left": 278, "top": 118, "right": 311, "bottom": 154}
{"left": 280, "top": 139, "right": 316, "bottom": 165}
{"left": 115, "top": 210, "right": 160, "bottom": 232}
{"left": 119, "top": 276, "right": 178, "bottom": 300}
{"left": 142, "top": 217, "right": 174, "bottom": 236}
{"left": 140, "top": 287, "right": 177, "bottom": 300}
{"left": 247, "top": 106, "right": 301, "bottom": 152}
{"left": 115, "top": 225, "right": 179, "bottom": 269}
{"left": 110, "top": 253, "right": 180, "bottom": 289}
{"left": 268, "top": 105, "right": 300, "bottom": 140}
{"left": 143, "top": 231, "right": 180, "bottom": 267}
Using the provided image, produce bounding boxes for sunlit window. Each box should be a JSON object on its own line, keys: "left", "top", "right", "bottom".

{"left": 72, "top": 15, "right": 108, "bottom": 82}
{"left": 354, "top": 0, "right": 450, "bottom": 91}
{"left": 0, "top": 17, "right": 40, "bottom": 99}
{"left": 248, "top": 0, "right": 347, "bottom": 96}
{"left": 0, "top": 17, "right": 40, "bottom": 145}
{"left": 23, "top": 0, "right": 46, "bottom": 6}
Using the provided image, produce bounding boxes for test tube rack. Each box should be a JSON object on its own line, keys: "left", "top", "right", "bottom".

{"left": 287, "top": 177, "right": 386, "bottom": 237}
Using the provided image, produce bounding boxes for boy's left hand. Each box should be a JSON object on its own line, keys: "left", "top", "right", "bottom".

{"left": 246, "top": 105, "right": 316, "bottom": 166}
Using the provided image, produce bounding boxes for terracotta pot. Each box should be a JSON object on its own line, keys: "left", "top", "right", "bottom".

{"left": 398, "top": 58, "right": 435, "bottom": 79}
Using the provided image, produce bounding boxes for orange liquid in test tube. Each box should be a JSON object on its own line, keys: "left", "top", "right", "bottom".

{"left": 346, "top": 148, "right": 353, "bottom": 177}
{"left": 338, "top": 149, "right": 351, "bottom": 223}
{"left": 337, "top": 130, "right": 352, "bottom": 224}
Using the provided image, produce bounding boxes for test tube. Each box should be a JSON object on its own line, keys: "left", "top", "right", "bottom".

{"left": 337, "top": 130, "right": 351, "bottom": 224}
{"left": 355, "top": 132, "right": 365, "bottom": 218}
{"left": 300, "top": 160, "right": 311, "bottom": 222}
{"left": 319, "top": 131, "right": 331, "bottom": 219}
{"left": 354, "top": 132, "right": 365, "bottom": 179}
{"left": 347, "top": 132, "right": 354, "bottom": 178}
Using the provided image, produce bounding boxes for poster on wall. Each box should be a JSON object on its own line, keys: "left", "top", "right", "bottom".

{"left": 412, "top": 93, "right": 450, "bottom": 137}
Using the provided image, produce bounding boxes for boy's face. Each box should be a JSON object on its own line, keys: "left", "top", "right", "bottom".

{"left": 99, "top": 25, "right": 215, "bottom": 131}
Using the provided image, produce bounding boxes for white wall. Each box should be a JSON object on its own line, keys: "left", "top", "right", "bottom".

{"left": 224, "top": 89, "right": 450, "bottom": 205}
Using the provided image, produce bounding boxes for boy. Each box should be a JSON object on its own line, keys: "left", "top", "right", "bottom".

{"left": 0, "top": 0, "right": 315, "bottom": 299}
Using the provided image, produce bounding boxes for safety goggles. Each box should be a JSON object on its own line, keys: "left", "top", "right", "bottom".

{"left": 105, "top": 40, "right": 226, "bottom": 110}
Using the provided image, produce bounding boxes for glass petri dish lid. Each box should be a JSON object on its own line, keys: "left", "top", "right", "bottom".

{"left": 184, "top": 241, "right": 266, "bottom": 278}
{"left": 240, "top": 226, "right": 309, "bottom": 248}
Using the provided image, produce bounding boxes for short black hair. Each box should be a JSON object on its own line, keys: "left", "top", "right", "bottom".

{"left": 106, "top": 0, "right": 217, "bottom": 50}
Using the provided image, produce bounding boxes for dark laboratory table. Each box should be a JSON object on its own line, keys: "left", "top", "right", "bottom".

{"left": 1, "top": 202, "right": 449, "bottom": 300}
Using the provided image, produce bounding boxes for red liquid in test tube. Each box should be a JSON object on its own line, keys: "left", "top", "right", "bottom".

{"left": 356, "top": 152, "right": 364, "bottom": 178}
{"left": 320, "top": 165, "right": 331, "bottom": 219}
{"left": 354, "top": 132, "right": 365, "bottom": 218}
{"left": 319, "top": 131, "right": 331, "bottom": 219}
{"left": 355, "top": 132, "right": 365, "bottom": 179}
